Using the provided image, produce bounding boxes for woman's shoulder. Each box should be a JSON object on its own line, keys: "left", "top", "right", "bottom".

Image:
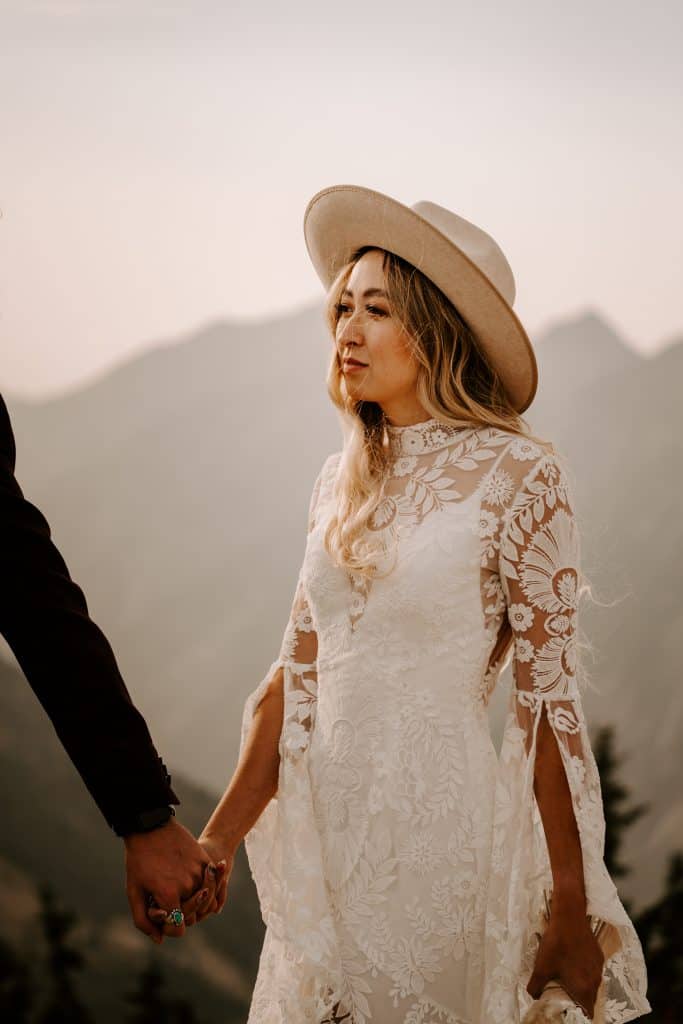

{"left": 476, "top": 426, "right": 574, "bottom": 494}
{"left": 307, "top": 451, "right": 341, "bottom": 521}
{"left": 479, "top": 428, "right": 580, "bottom": 530}
{"left": 320, "top": 449, "right": 343, "bottom": 477}
{"left": 478, "top": 425, "right": 562, "bottom": 466}
{"left": 310, "top": 450, "right": 342, "bottom": 498}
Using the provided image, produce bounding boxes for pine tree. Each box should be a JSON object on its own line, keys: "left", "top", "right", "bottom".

{"left": 634, "top": 851, "right": 683, "bottom": 1023}
{"left": 0, "top": 936, "right": 33, "bottom": 1022}
{"left": 34, "top": 884, "right": 94, "bottom": 1024}
{"left": 592, "top": 724, "right": 648, "bottom": 881}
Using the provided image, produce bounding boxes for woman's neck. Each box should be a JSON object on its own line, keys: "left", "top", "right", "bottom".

{"left": 381, "top": 403, "right": 432, "bottom": 428}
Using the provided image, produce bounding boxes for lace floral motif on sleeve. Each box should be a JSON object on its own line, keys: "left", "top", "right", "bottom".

{"left": 500, "top": 447, "right": 579, "bottom": 700}
{"left": 481, "top": 443, "right": 650, "bottom": 1024}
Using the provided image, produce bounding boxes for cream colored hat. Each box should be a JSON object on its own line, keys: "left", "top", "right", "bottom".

{"left": 303, "top": 184, "right": 538, "bottom": 413}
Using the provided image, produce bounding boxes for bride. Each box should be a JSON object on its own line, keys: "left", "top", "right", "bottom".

{"left": 179, "top": 186, "right": 650, "bottom": 1023}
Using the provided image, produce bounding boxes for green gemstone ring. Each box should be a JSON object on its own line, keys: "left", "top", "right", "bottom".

{"left": 165, "top": 908, "right": 184, "bottom": 927}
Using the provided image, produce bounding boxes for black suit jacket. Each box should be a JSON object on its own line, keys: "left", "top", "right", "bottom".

{"left": 0, "top": 395, "right": 178, "bottom": 834}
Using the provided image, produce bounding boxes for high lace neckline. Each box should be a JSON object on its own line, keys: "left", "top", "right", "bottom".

{"left": 385, "top": 417, "right": 475, "bottom": 457}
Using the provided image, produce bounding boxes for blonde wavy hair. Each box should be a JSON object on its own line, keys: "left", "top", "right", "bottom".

{"left": 321, "top": 245, "right": 549, "bottom": 581}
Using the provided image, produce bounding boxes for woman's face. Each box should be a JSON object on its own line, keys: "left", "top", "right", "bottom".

{"left": 334, "top": 249, "right": 426, "bottom": 424}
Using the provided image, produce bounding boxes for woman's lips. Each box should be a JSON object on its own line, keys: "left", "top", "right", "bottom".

{"left": 343, "top": 360, "right": 368, "bottom": 372}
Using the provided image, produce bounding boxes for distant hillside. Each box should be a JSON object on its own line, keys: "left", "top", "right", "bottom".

{"left": 3, "top": 303, "right": 682, "bottom": 911}
{"left": 6, "top": 304, "right": 339, "bottom": 785}
{"left": 0, "top": 657, "right": 263, "bottom": 1024}
{"left": 528, "top": 308, "right": 641, "bottom": 428}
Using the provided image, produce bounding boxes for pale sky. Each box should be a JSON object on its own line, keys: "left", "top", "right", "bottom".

{"left": 1, "top": 0, "right": 681, "bottom": 397}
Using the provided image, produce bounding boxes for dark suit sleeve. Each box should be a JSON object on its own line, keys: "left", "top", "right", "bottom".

{"left": 0, "top": 398, "right": 178, "bottom": 834}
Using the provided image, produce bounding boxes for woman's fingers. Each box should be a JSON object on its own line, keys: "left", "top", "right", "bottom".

{"left": 201, "top": 861, "right": 220, "bottom": 902}
{"left": 179, "top": 884, "right": 212, "bottom": 924}
{"left": 197, "top": 866, "right": 228, "bottom": 922}
{"left": 215, "top": 876, "right": 228, "bottom": 913}
{"left": 194, "top": 860, "right": 229, "bottom": 918}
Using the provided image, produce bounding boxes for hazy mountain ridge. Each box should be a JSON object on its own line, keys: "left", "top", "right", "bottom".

{"left": 528, "top": 307, "right": 643, "bottom": 428}
{"left": 10, "top": 307, "right": 334, "bottom": 483}
{"left": 3, "top": 302, "right": 681, "bottom": 910}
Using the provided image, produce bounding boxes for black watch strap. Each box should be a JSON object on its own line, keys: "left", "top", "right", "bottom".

{"left": 114, "top": 804, "right": 175, "bottom": 838}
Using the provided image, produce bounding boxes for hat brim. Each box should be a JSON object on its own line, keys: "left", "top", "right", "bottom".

{"left": 303, "top": 184, "right": 537, "bottom": 414}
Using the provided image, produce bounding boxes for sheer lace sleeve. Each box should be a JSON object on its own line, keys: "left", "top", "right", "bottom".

{"left": 238, "top": 453, "right": 345, "bottom": 1022}
{"left": 481, "top": 443, "right": 650, "bottom": 1023}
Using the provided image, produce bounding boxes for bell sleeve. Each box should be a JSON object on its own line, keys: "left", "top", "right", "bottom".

{"left": 238, "top": 453, "right": 345, "bottom": 1022}
{"left": 481, "top": 445, "right": 650, "bottom": 1023}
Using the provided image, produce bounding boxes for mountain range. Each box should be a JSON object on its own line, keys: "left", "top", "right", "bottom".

{"left": 3, "top": 301, "right": 682, "bottom": 914}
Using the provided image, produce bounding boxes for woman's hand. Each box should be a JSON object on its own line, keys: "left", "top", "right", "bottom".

{"left": 193, "top": 832, "right": 234, "bottom": 923}
{"left": 527, "top": 903, "right": 605, "bottom": 1019}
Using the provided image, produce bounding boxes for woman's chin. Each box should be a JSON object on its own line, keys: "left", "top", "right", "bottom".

{"left": 344, "top": 379, "right": 373, "bottom": 398}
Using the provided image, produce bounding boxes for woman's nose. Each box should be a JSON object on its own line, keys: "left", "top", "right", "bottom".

{"left": 338, "top": 312, "right": 363, "bottom": 344}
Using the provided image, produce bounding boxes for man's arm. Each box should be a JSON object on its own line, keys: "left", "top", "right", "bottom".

{"left": 0, "top": 397, "right": 223, "bottom": 937}
{"left": 0, "top": 423, "right": 178, "bottom": 831}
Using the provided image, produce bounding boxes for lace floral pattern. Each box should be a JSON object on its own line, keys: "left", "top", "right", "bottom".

{"left": 238, "top": 419, "right": 650, "bottom": 1023}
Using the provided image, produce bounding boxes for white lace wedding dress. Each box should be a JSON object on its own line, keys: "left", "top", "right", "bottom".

{"left": 238, "top": 420, "right": 650, "bottom": 1024}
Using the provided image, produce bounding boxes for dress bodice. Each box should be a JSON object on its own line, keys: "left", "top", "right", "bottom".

{"left": 302, "top": 422, "right": 539, "bottom": 704}
{"left": 237, "top": 419, "right": 651, "bottom": 1024}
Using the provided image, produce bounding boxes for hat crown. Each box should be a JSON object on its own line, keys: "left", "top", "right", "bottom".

{"left": 410, "top": 200, "right": 516, "bottom": 306}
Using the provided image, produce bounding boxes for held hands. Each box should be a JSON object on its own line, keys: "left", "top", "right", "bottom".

{"left": 527, "top": 901, "right": 605, "bottom": 1019}
{"left": 147, "top": 835, "right": 234, "bottom": 936}
{"left": 124, "top": 817, "right": 233, "bottom": 943}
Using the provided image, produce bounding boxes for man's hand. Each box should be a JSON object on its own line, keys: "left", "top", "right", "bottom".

{"left": 124, "top": 817, "right": 219, "bottom": 943}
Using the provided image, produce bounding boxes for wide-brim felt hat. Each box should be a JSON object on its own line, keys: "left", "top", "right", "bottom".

{"left": 303, "top": 184, "right": 538, "bottom": 413}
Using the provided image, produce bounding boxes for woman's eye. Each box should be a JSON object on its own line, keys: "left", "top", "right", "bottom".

{"left": 334, "top": 302, "right": 387, "bottom": 317}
